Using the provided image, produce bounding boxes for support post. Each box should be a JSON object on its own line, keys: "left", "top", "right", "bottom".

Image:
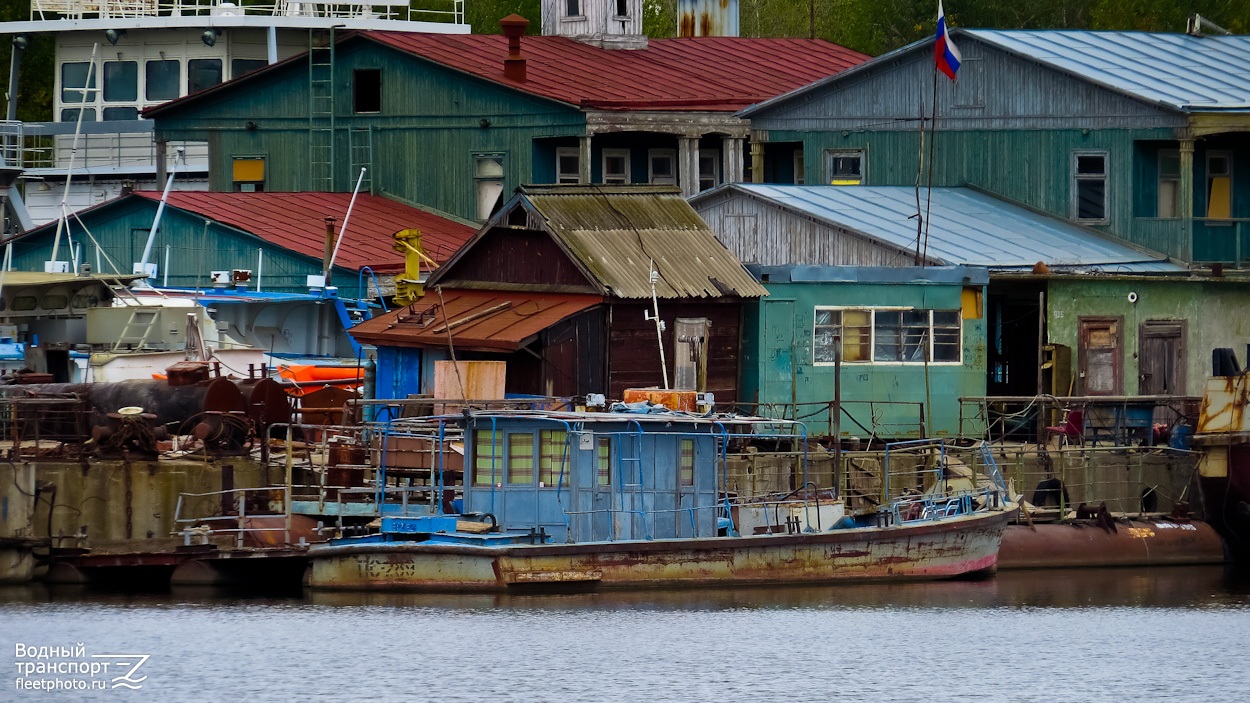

{"left": 1179, "top": 137, "right": 1196, "bottom": 261}
{"left": 579, "top": 134, "right": 591, "bottom": 184}
{"left": 678, "top": 136, "right": 699, "bottom": 197}
{"left": 750, "top": 140, "right": 764, "bottom": 183}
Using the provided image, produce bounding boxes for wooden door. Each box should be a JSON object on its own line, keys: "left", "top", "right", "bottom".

{"left": 1139, "top": 320, "right": 1186, "bottom": 396}
{"left": 1079, "top": 317, "right": 1122, "bottom": 396}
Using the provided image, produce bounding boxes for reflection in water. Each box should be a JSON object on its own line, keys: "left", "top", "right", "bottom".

{"left": 2, "top": 568, "right": 1248, "bottom": 703}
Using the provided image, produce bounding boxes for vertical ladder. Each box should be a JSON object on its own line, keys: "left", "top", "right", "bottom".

{"left": 308, "top": 29, "right": 335, "bottom": 192}
{"left": 112, "top": 307, "right": 160, "bottom": 351}
{"left": 348, "top": 126, "right": 373, "bottom": 193}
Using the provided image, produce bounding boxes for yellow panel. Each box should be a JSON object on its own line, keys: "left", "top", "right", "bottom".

{"left": 1208, "top": 176, "right": 1231, "bottom": 219}
{"left": 960, "top": 287, "right": 983, "bottom": 319}
{"left": 830, "top": 179, "right": 861, "bottom": 186}
{"left": 233, "top": 158, "right": 265, "bottom": 182}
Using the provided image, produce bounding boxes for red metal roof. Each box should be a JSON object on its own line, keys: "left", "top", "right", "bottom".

{"left": 133, "top": 192, "right": 476, "bottom": 274}
{"left": 349, "top": 289, "right": 602, "bottom": 351}
{"left": 363, "top": 33, "right": 870, "bottom": 111}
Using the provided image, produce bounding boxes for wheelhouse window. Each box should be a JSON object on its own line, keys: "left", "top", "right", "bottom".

{"left": 603, "top": 149, "right": 630, "bottom": 184}
{"left": 59, "top": 108, "right": 95, "bottom": 122}
{"left": 1158, "top": 149, "right": 1180, "bottom": 218}
{"left": 60, "top": 62, "right": 96, "bottom": 104}
{"left": 103, "top": 61, "right": 137, "bottom": 102}
{"left": 102, "top": 107, "right": 138, "bottom": 120}
{"left": 1073, "top": 151, "right": 1108, "bottom": 222}
{"left": 506, "top": 433, "right": 534, "bottom": 485}
{"left": 556, "top": 147, "right": 580, "bottom": 184}
{"left": 188, "top": 59, "right": 223, "bottom": 94}
{"left": 596, "top": 437, "right": 611, "bottom": 486}
{"left": 814, "top": 307, "right": 962, "bottom": 365}
{"left": 353, "top": 69, "right": 382, "bottom": 113}
{"left": 145, "top": 60, "right": 180, "bottom": 101}
{"left": 679, "top": 439, "right": 694, "bottom": 487}
{"left": 539, "top": 430, "right": 568, "bottom": 486}
{"left": 1207, "top": 151, "right": 1232, "bottom": 220}
{"left": 648, "top": 149, "right": 676, "bottom": 185}
{"left": 231, "top": 59, "right": 267, "bottom": 79}
{"left": 826, "top": 149, "right": 863, "bottom": 185}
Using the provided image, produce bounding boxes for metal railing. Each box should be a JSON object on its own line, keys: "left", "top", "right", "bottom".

{"left": 172, "top": 485, "right": 293, "bottom": 548}
{"left": 958, "top": 394, "right": 1200, "bottom": 446}
{"left": 31, "top": 0, "right": 465, "bottom": 23}
{"left": 729, "top": 399, "right": 926, "bottom": 440}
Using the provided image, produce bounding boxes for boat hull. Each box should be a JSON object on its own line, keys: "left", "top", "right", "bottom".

{"left": 308, "top": 508, "right": 1013, "bottom": 592}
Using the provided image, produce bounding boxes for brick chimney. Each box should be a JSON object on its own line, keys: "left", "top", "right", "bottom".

{"left": 500, "top": 14, "right": 529, "bottom": 82}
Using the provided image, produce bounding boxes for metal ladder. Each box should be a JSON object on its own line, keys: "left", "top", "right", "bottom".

{"left": 348, "top": 126, "right": 373, "bottom": 192}
{"left": 112, "top": 307, "right": 160, "bottom": 351}
{"left": 308, "top": 29, "right": 336, "bottom": 192}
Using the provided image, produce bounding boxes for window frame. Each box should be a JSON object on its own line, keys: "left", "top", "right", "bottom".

{"left": 473, "top": 151, "right": 507, "bottom": 221}
{"left": 812, "top": 306, "right": 964, "bottom": 366}
{"left": 1157, "top": 148, "right": 1180, "bottom": 219}
{"left": 678, "top": 438, "right": 694, "bottom": 487}
{"left": 698, "top": 149, "right": 721, "bottom": 192}
{"left": 555, "top": 147, "right": 581, "bottom": 184}
{"left": 144, "top": 59, "right": 181, "bottom": 102}
{"left": 602, "top": 148, "right": 631, "bottom": 185}
{"left": 565, "top": 0, "right": 583, "bottom": 18}
{"left": 352, "top": 68, "right": 382, "bottom": 114}
{"left": 648, "top": 148, "right": 677, "bottom": 185}
{"left": 232, "top": 156, "right": 266, "bottom": 193}
{"left": 102, "top": 60, "right": 138, "bottom": 103}
{"left": 793, "top": 149, "right": 805, "bottom": 185}
{"left": 1071, "top": 149, "right": 1109, "bottom": 224}
{"left": 825, "top": 148, "right": 864, "bottom": 185}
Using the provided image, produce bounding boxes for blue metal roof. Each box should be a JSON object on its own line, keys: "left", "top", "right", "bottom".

{"left": 726, "top": 185, "right": 1183, "bottom": 272}
{"left": 967, "top": 30, "right": 1250, "bottom": 111}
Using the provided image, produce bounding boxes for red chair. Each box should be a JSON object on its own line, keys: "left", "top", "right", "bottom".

{"left": 1044, "top": 409, "right": 1085, "bottom": 447}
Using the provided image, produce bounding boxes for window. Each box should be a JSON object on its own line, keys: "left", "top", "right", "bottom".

{"left": 602, "top": 149, "right": 630, "bottom": 184}
{"left": 648, "top": 149, "right": 676, "bottom": 185}
{"left": 145, "top": 60, "right": 180, "bottom": 101}
{"left": 232, "top": 157, "right": 265, "bottom": 192}
{"left": 507, "top": 433, "right": 534, "bottom": 485}
{"left": 539, "top": 430, "right": 568, "bottom": 486}
{"left": 596, "top": 437, "right": 611, "bottom": 486}
{"left": 231, "top": 59, "right": 267, "bottom": 79}
{"left": 793, "top": 149, "right": 805, "bottom": 185}
{"left": 1158, "top": 149, "right": 1180, "bottom": 218}
{"left": 698, "top": 149, "right": 720, "bottom": 191}
{"left": 103, "top": 61, "right": 137, "bottom": 101}
{"left": 679, "top": 439, "right": 694, "bottom": 487}
{"left": 813, "top": 307, "right": 962, "bottom": 365}
{"left": 60, "top": 62, "right": 95, "bottom": 104}
{"left": 556, "top": 147, "right": 580, "bottom": 184}
{"left": 565, "top": 0, "right": 581, "bottom": 16}
{"left": 353, "top": 69, "right": 381, "bottom": 113}
{"left": 1207, "top": 151, "right": 1232, "bottom": 220}
{"left": 475, "top": 154, "right": 505, "bottom": 220}
{"left": 826, "top": 149, "right": 863, "bottom": 185}
{"left": 188, "top": 59, "right": 222, "bottom": 94}
{"left": 59, "top": 108, "right": 96, "bottom": 122}
{"left": 102, "top": 107, "right": 138, "bottom": 121}
{"left": 615, "top": 0, "right": 629, "bottom": 17}
{"left": 473, "top": 430, "right": 503, "bottom": 486}
{"left": 1073, "top": 151, "right": 1107, "bottom": 222}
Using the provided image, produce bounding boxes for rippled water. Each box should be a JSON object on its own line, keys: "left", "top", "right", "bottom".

{"left": 3, "top": 568, "right": 1248, "bottom": 703}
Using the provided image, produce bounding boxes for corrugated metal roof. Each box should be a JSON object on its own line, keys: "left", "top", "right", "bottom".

{"left": 133, "top": 192, "right": 476, "bottom": 273}
{"left": 515, "top": 185, "right": 767, "bottom": 298}
{"left": 348, "top": 289, "right": 601, "bottom": 351}
{"left": 364, "top": 33, "right": 868, "bottom": 111}
{"left": 967, "top": 30, "right": 1250, "bottom": 110}
{"left": 714, "top": 185, "right": 1184, "bottom": 272}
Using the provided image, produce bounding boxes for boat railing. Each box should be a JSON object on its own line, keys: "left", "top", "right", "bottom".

{"left": 30, "top": 0, "right": 466, "bottom": 24}
{"left": 729, "top": 399, "right": 926, "bottom": 440}
{"left": 171, "top": 485, "right": 293, "bottom": 548}
{"left": 888, "top": 486, "right": 1005, "bottom": 526}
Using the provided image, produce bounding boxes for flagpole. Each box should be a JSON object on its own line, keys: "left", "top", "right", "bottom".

{"left": 923, "top": 53, "right": 939, "bottom": 266}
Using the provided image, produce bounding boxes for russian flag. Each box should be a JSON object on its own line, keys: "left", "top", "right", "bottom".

{"left": 934, "top": 1, "right": 962, "bottom": 80}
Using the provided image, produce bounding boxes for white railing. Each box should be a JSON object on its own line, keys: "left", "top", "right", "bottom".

{"left": 31, "top": 0, "right": 465, "bottom": 23}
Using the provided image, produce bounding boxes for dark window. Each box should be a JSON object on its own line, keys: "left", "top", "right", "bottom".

{"left": 60, "top": 62, "right": 95, "bottom": 103}
{"left": 231, "top": 59, "right": 267, "bottom": 79}
{"left": 59, "top": 108, "right": 96, "bottom": 122}
{"left": 615, "top": 0, "right": 628, "bottom": 16}
{"left": 103, "top": 61, "right": 137, "bottom": 101}
{"left": 566, "top": 0, "right": 580, "bottom": 16}
{"left": 353, "top": 69, "right": 382, "bottom": 113}
{"left": 145, "top": 60, "right": 180, "bottom": 100}
{"left": 188, "top": 59, "right": 223, "bottom": 94}
{"left": 102, "top": 107, "right": 138, "bottom": 121}
{"left": 1074, "top": 152, "right": 1107, "bottom": 221}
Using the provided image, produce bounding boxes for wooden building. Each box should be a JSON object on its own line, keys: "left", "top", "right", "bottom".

{"left": 144, "top": 0, "right": 867, "bottom": 222}
{"left": 350, "top": 185, "right": 767, "bottom": 402}
{"left": 740, "top": 29, "right": 1250, "bottom": 268}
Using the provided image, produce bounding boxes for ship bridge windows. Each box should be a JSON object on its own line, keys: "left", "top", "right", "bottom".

{"left": 103, "top": 61, "right": 138, "bottom": 102}
{"left": 231, "top": 59, "right": 268, "bottom": 80}
{"left": 145, "top": 60, "right": 181, "bottom": 101}
{"left": 60, "top": 62, "right": 96, "bottom": 104}
{"left": 189, "top": 59, "right": 223, "bottom": 94}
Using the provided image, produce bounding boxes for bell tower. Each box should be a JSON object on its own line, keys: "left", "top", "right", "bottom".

{"left": 541, "top": 0, "right": 648, "bottom": 50}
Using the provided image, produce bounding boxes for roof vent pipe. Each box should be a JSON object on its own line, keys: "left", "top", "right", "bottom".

{"left": 500, "top": 14, "right": 529, "bottom": 82}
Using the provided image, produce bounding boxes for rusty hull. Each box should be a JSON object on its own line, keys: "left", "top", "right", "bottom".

{"left": 998, "top": 519, "right": 1227, "bottom": 570}
{"left": 308, "top": 507, "right": 1012, "bottom": 592}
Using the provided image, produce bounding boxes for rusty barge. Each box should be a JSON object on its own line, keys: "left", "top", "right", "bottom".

{"left": 307, "top": 411, "right": 1016, "bottom": 592}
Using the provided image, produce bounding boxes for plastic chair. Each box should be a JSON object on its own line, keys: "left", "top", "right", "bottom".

{"left": 1044, "top": 408, "right": 1085, "bottom": 447}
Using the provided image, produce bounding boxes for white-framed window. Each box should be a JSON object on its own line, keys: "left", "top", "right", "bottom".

{"left": 648, "top": 149, "right": 676, "bottom": 185}
{"left": 1207, "top": 150, "right": 1232, "bottom": 220}
{"left": 826, "top": 149, "right": 863, "bottom": 185}
{"left": 474, "top": 152, "right": 506, "bottom": 220}
{"left": 556, "top": 147, "right": 580, "bottom": 184}
{"left": 602, "top": 148, "right": 630, "bottom": 184}
{"left": 793, "top": 149, "right": 805, "bottom": 185}
{"left": 1158, "top": 149, "right": 1180, "bottom": 218}
{"left": 565, "top": 0, "right": 582, "bottom": 17}
{"left": 1072, "top": 150, "right": 1108, "bottom": 223}
{"left": 813, "top": 307, "right": 962, "bottom": 365}
{"left": 698, "top": 149, "right": 720, "bottom": 191}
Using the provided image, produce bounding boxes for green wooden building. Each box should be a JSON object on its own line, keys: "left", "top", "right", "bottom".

{"left": 740, "top": 29, "right": 1250, "bottom": 268}
{"left": 144, "top": 1, "right": 867, "bottom": 223}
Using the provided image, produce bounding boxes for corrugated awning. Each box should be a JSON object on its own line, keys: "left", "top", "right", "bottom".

{"left": 349, "top": 289, "right": 602, "bottom": 351}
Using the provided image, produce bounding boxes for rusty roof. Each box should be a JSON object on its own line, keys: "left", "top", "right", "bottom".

{"left": 348, "top": 289, "right": 602, "bottom": 351}
{"left": 360, "top": 33, "right": 868, "bottom": 111}
{"left": 435, "top": 185, "right": 766, "bottom": 300}
{"left": 131, "top": 192, "right": 476, "bottom": 274}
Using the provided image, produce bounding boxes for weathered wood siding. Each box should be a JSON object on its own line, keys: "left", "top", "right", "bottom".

{"left": 434, "top": 228, "right": 598, "bottom": 293}
{"left": 607, "top": 300, "right": 741, "bottom": 402}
